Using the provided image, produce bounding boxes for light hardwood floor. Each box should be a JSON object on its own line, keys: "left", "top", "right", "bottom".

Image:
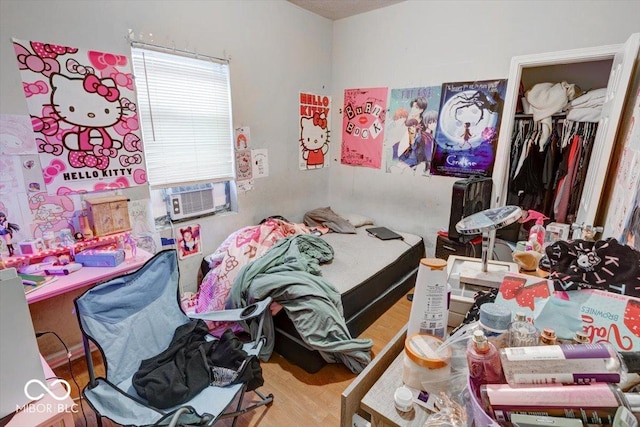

{"left": 54, "top": 290, "right": 413, "bottom": 427}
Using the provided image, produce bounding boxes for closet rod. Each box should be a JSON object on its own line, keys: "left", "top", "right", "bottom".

{"left": 514, "top": 113, "right": 567, "bottom": 119}
{"left": 129, "top": 40, "right": 229, "bottom": 64}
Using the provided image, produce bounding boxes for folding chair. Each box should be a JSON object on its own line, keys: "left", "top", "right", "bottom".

{"left": 74, "top": 250, "right": 274, "bottom": 426}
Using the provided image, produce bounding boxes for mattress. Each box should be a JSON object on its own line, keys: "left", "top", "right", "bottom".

{"left": 273, "top": 227, "right": 425, "bottom": 373}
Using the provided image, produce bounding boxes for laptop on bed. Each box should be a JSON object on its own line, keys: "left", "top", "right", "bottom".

{"left": 366, "top": 226, "right": 404, "bottom": 241}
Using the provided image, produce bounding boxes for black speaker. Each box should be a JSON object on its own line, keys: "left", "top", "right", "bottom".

{"left": 448, "top": 177, "right": 493, "bottom": 242}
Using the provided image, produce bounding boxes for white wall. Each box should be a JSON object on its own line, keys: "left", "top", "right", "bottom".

{"left": 329, "top": 0, "right": 640, "bottom": 256}
{"left": 0, "top": 0, "right": 333, "bottom": 291}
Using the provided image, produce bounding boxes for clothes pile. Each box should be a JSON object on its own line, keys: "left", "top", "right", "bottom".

{"left": 566, "top": 88, "right": 606, "bottom": 122}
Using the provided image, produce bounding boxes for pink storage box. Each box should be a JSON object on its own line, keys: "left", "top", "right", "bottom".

{"left": 75, "top": 249, "right": 125, "bottom": 267}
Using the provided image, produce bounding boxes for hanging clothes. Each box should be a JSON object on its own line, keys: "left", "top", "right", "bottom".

{"left": 507, "top": 116, "right": 598, "bottom": 223}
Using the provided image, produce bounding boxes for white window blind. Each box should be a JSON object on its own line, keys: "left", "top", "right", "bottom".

{"left": 131, "top": 46, "right": 234, "bottom": 188}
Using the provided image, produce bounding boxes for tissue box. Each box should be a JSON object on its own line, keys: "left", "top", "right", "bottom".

{"left": 75, "top": 249, "right": 125, "bottom": 267}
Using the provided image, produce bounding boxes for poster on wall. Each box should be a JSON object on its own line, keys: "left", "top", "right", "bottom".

{"left": 430, "top": 79, "right": 507, "bottom": 178}
{"left": 12, "top": 38, "right": 147, "bottom": 195}
{"left": 176, "top": 223, "right": 201, "bottom": 260}
{"left": 341, "top": 87, "right": 387, "bottom": 168}
{"left": 299, "top": 92, "right": 331, "bottom": 170}
{"left": 384, "top": 86, "right": 441, "bottom": 176}
{"left": 606, "top": 85, "right": 640, "bottom": 249}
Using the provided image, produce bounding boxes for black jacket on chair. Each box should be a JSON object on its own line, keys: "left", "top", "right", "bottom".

{"left": 132, "top": 319, "right": 263, "bottom": 409}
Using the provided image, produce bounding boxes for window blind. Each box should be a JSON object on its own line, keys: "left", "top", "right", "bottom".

{"left": 131, "top": 46, "right": 234, "bottom": 188}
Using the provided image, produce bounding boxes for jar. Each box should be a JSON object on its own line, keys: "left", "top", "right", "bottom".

{"left": 479, "top": 303, "right": 511, "bottom": 349}
{"left": 402, "top": 333, "right": 451, "bottom": 393}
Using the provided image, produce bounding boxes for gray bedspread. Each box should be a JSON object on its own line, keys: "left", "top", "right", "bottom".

{"left": 226, "top": 234, "right": 373, "bottom": 373}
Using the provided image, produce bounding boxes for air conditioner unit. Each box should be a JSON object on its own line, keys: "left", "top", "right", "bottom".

{"left": 166, "top": 185, "right": 217, "bottom": 221}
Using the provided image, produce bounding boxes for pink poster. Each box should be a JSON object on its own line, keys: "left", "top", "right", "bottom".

{"left": 341, "top": 87, "right": 388, "bottom": 168}
{"left": 12, "top": 38, "right": 147, "bottom": 195}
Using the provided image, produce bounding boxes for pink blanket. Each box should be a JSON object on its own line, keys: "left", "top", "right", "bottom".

{"left": 184, "top": 218, "right": 311, "bottom": 335}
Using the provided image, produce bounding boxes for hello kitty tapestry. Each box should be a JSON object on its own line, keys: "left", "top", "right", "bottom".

{"left": 12, "top": 39, "right": 147, "bottom": 194}
{"left": 341, "top": 87, "right": 388, "bottom": 169}
{"left": 299, "top": 92, "right": 331, "bottom": 170}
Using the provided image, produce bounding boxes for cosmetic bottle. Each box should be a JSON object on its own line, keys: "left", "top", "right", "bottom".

{"left": 508, "top": 312, "right": 538, "bottom": 347}
{"left": 466, "top": 330, "right": 504, "bottom": 387}
{"left": 407, "top": 258, "right": 449, "bottom": 338}
{"left": 499, "top": 342, "right": 623, "bottom": 385}
{"left": 539, "top": 328, "right": 557, "bottom": 345}
{"left": 572, "top": 331, "right": 590, "bottom": 344}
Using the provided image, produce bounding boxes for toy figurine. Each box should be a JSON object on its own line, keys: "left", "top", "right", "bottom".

{"left": 0, "top": 211, "right": 20, "bottom": 256}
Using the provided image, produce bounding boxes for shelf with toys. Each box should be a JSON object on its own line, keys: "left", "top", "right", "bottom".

{"left": 0, "top": 231, "right": 136, "bottom": 271}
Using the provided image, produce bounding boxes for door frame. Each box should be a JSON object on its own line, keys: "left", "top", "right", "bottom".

{"left": 492, "top": 42, "right": 622, "bottom": 211}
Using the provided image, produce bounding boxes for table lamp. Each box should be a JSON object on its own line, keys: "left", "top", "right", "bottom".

{"left": 449, "top": 205, "right": 522, "bottom": 289}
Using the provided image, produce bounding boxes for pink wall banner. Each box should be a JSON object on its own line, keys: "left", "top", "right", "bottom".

{"left": 12, "top": 38, "right": 147, "bottom": 195}
{"left": 341, "top": 87, "right": 388, "bottom": 168}
{"left": 299, "top": 92, "right": 331, "bottom": 170}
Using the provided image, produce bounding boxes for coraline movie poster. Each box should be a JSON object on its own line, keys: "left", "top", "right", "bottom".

{"left": 430, "top": 79, "right": 507, "bottom": 178}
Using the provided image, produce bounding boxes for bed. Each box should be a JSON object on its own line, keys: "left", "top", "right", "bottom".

{"left": 272, "top": 226, "right": 424, "bottom": 373}
{"left": 194, "top": 216, "right": 425, "bottom": 374}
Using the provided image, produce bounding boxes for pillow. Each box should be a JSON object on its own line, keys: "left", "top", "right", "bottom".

{"left": 303, "top": 207, "right": 356, "bottom": 234}
{"left": 340, "top": 212, "right": 374, "bottom": 228}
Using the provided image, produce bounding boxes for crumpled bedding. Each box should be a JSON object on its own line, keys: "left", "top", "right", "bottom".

{"left": 185, "top": 218, "right": 311, "bottom": 335}
{"left": 226, "top": 234, "right": 373, "bottom": 373}
{"left": 303, "top": 206, "right": 357, "bottom": 234}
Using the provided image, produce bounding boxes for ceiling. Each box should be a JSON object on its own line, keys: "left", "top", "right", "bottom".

{"left": 286, "top": 0, "right": 405, "bottom": 20}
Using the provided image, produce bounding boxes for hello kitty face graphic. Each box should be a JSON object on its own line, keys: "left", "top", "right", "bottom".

{"left": 51, "top": 73, "right": 122, "bottom": 130}
{"left": 300, "top": 115, "right": 329, "bottom": 151}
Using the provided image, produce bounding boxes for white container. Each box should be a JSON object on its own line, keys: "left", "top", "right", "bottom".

{"left": 408, "top": 258, "right": 448, "bottom": 338}
{"left": 402, "top": 333, "right": 451, "bottom": 393}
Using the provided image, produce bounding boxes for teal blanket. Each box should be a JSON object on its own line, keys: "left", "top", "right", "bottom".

{"left": 227, "top": 234, "right": 373, "bottom": 373}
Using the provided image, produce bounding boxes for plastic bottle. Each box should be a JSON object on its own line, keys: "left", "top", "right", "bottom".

{"left": 466, "top": 330, "right": 504, "bottom": 387}
{"left": 522, "top": 210, "right": 549, "bottom": 248}
{"left": 407, "top": 258, "right": 449, "bottom": 339}
{"left": 478, "top": 303, "right": 511, "bottom": 349}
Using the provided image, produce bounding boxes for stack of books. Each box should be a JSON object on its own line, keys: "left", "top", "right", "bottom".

{"left": 18, "top": 273, "right": 57, "bottom": 294}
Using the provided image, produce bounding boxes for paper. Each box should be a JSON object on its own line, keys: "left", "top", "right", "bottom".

{"left": 251, "top": 149, "right": 269, "bottom": 178}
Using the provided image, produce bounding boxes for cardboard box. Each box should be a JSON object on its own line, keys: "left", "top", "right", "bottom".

{"left": 75, "top": 249, "right": 125, "bottom": 267}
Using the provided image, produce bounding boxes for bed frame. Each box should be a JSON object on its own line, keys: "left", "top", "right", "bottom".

{"left": 272, "top": 227, "right": 424, "bottom": 373}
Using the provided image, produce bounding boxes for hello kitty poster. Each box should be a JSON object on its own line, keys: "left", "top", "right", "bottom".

{"left": 12, "top": 38, "right": 147, "bottom": 195}
{"left": 299, "top": 92, "right": 331, "bottom": 170}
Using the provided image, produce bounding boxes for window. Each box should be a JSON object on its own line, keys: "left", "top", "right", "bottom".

{"left": 130, "top": 45, "right": 235, "bottom": 189}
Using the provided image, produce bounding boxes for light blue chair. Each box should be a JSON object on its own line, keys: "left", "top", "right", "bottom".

{"left": 74, "top": 250, "right": 273, "bottom": 426}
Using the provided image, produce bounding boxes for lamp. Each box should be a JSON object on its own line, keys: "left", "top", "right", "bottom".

{"left": 449, "top": 205, "right": 522, "bottom": 289}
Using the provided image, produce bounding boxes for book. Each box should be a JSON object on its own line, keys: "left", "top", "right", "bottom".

{"left": 18, "top": 273, "right": 57, "bottom": 294}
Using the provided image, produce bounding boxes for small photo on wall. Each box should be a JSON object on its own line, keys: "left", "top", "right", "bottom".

{"left": 177, "top": 223, "right": 201, "bottom": 260}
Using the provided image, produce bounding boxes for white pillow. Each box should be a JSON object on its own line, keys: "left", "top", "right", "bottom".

{"left": 340, "top": 213, "right": 374, "bottom": 228}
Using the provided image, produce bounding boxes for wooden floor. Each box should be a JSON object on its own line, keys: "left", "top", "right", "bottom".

{"left": 54, "top": 290, "right": 413, "bottom": 427}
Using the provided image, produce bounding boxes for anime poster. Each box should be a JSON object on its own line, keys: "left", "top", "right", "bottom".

{"left": 176, "top": 223, "right": 201, "bottom": 260}
{"left": 12, "top": 38, "right": 147, "bottom": 195}
{"left": 299, "top": 92, "right": 331, "bottom": 170}
{"left": 430, "top": 79, "right": 507, "bottom": 178}
{"left": 341, "top": 88, "right": 387, "bottom": 168}
{"left": 384, "top": 86, "right": 441, "bottom": 175}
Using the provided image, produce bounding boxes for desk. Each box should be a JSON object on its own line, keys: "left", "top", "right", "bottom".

{"left": 7, "top": 356, "right": 75, "bottom": 427}
{"left": 361, "top": 353, "right": 431, "bottom": 427}
{"left": 26, "top": 250, "right": 153, "bottom": 304}
{"left": 27, "top": 250, "right": 153, "bottom": 367}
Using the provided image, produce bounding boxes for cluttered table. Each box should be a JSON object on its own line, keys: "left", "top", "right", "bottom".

{"left": 361, "top": 350, "right": 431, "bottom": 427}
